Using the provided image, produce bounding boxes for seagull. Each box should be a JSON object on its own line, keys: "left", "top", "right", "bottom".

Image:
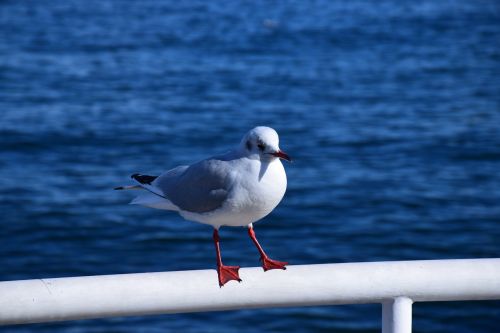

{"left": 115, "top": 126, "right": 292, "bottom": 286}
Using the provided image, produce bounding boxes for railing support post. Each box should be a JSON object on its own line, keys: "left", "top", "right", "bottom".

{"left": 382, "top": 297, "right": 413, "bottom": 333}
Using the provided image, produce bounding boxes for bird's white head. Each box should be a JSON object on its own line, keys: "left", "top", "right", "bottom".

{"left": 240, "top": 126, "right": 292, "bottom": 162}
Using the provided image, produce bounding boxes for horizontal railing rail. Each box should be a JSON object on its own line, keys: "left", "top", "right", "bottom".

{"left": 1, "top": 259, "right": 499, "bottom": 332}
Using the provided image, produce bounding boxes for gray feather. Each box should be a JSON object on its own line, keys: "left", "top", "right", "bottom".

{"left": 153, "top": 159, "right": 230, "bottom": 213}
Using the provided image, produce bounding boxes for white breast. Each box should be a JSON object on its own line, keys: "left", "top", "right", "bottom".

{"left": 182, "top": 158, "right": 287, "bottom": 228}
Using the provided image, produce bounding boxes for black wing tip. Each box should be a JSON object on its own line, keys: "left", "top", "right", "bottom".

{"left": 131, "top": 173, "right": 158, "bottom": 185}
{"left": 114, "top": 186, "right": 124, "bottom": 190}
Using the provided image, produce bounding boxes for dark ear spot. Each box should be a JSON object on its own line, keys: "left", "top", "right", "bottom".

{"left": 246, "top": 140, "right": 252, "bottom": 150}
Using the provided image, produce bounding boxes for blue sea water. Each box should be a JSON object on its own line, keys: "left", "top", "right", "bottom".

{"left": 1, "top": 0, "right": 499, "bottom": 331}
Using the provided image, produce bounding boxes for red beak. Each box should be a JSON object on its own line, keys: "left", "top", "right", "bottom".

{"left": 271, "top": 150, "right": 292, "bottom": 162}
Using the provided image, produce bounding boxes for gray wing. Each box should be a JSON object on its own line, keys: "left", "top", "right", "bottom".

{"left": 153, "top": 159, "right": 231, "bottom": 213}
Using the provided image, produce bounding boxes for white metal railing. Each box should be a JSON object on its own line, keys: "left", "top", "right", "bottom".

{"left": 1, "top": 259, "right": 499, "bottom": 332}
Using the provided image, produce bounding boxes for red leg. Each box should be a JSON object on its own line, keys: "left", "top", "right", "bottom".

{"left": 213, "top": 229, "right": 241, "bottom": 287}
{"left": 247, "top": 226, "right": 288, "bottom": 271}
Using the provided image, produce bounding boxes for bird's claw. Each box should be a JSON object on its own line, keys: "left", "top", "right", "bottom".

{"left": 260, "top": 256, "right": 288, "bottom": 271}
{"left": 217, "top": 264, "right": 241, "bottom": 287}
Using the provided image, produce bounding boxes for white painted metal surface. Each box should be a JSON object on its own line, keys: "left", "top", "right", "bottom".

{"left": 382, "top": 297, "right": 413, "bottom": 333}
{"left": 1, "top": 259, "right": 499, "bottom": 331}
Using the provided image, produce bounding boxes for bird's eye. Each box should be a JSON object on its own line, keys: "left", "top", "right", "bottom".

{"left": 257, "top": 143, "right": 265, "bottom": 151}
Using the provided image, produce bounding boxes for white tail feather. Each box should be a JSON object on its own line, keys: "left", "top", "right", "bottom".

{"left": 114, "top": 185, "right": 141, "bottom": 190}
{"left": 130, "top": 192, "right": 178, "bottom": 211}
